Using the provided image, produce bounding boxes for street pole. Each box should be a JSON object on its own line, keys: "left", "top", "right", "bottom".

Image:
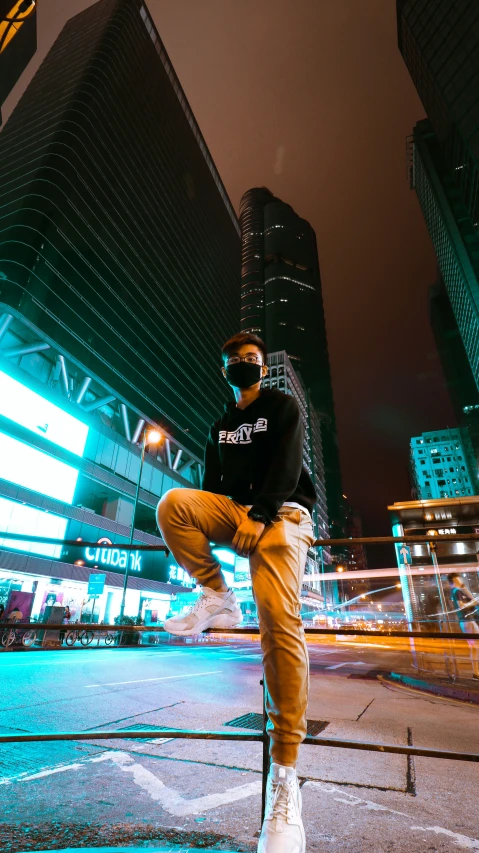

{"left": 119, "top": 429, "right": 148, "bottom": 620}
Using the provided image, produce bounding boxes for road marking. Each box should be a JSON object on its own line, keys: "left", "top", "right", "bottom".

{"left": 18, "top": 763, "right": 84, "bottom": 782}
{"left": 410, "top": 825, "right": 479, "bottom": 850}
{"left": 85, "top": 669, "right": 223, "bottom": 687}
{"left": 92, "top": 750, "right": 262, "bottom": 815}
{"left": 305, "top": 782, "right": 479, "bottom": 850}
{"left": 325, "top": 662, "right": 366, "bottom": 670}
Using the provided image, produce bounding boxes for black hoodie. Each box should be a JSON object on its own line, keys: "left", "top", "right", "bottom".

{"left": 202, "top": 388, "right": 317, "bottom": 522}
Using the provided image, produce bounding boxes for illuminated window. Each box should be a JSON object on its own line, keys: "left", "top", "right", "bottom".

{"left": 0, "top": 497, "right": 67, "bottom": 559}
{"left": 0, "top": 369, "right": 88, "bottom": 457}
{"left": 0, "top": 431, "right": 79, "bottom": 503}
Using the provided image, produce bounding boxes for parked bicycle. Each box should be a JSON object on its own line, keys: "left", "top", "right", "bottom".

{"left": 64, "top": 627, "right": 95, "bottom": 646}
{"left": 1, "top": 626, "right": 37, "bottom": 649}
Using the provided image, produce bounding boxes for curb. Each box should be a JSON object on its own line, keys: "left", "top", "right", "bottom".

{"left": 385, "top": 671, "right": 479, "bottom": 704}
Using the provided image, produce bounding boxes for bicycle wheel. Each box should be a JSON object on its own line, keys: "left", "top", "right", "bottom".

{"left": 80, "top": 630, "right": 94, "bottom": 646}
{"left": 65, "top": 631, "right": 77, "bottom": 646}
{"left": 3, "top": 629, "right": 16, "bottom": 648}
{"left": 104, "top": 632, "right": 115, "bottom": 645}
{"left": 22, "top": 630, "right": 37, "bottom": 648}
{"left": 1, "top": 630, "right": 10, "bottom": 647}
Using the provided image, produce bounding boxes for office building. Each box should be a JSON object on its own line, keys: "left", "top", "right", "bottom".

{"left": 0, "top": 0, "right": 37, "bottom": 124}
{"left": 0, "top": 0, "right": 241, "bottom": 622}
{"left": 398, "top": 1, "right": 479, "bottom": 389}
{"left": 430, "top": 274, "right": 479, "bottom": 462}
{"left": 410, "top": 428, "right": 478, "bottom": 501}
{"left": 262, "top": 349, "right": 329, "bottom": 548}
{"left": 239, "top": 187, "right": 342, "bottom": 534}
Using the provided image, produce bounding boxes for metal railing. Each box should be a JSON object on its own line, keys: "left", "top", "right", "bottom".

{"left": 1, "top": 531, "right": 479, "bottom": 823}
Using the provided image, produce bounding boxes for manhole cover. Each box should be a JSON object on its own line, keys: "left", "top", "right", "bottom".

{"left": 223, "top": 713, "right": 328, "bottom": 737}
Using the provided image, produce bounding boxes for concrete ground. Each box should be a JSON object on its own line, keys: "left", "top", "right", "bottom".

{"left": 0, "top": 639, "right": 478, "bottom": 853}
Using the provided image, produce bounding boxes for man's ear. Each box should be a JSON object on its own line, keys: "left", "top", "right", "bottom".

{"left": 221, "top": 366, "right": 227, "bottom": 379}
{"left": 262, "top": 364, "right": 269, "bottom": 377}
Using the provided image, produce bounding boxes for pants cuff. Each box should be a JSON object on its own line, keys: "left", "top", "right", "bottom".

{"left": 270, "top": 740, "right": 299, "bottom": 767}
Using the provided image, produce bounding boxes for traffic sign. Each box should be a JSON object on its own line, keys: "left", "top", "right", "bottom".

{"left": 398, "top": 545, "right": 411, "bottom": 566}
{"left": 88, "top": 573, "right": 106, "bottom": 596}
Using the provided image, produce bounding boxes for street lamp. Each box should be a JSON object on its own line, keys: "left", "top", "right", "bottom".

{"left": 119, "top": 427, "right": 162, "bottom": 619}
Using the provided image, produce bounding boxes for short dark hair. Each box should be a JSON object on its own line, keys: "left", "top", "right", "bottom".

{"left": 447, "top": 572, "right": 460, "bottom": 584}
{"left": 221, "top": 332, "right": 267, "bottom": 364}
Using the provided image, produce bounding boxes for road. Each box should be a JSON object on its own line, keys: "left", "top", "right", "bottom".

{"left": 0, "top": 638, "right": 478, "bottom": 853}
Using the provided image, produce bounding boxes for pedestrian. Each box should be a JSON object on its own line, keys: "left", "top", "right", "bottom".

{"left": 157, "top": 332, "right": 316, "bottom": 853}
{"left": 64, "top": 605, "right": 72, "bottom": 622}
{"left": 447, "top": 572, "right": 479, "bottom": 680}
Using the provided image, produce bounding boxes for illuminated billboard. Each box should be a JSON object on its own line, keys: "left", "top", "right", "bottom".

{"left": 0, "top": 0, "right": 37, "bottom": 119}
{"left": 0, "top": 369, "right": 89, "bottom": 456}
{"left": 0, "top": 431, "right": 79, "bottom": 503}
{"left": 0, "top": 496, "right": 67, "bottom": 558}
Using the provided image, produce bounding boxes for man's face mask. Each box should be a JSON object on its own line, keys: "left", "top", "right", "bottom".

{"left": 224, "top": 361, "right": 263, "bottom": 389}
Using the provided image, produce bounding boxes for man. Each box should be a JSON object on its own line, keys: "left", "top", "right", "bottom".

{"left": 157, "top": 332, "right": 316, "bottom": 853}
{"left": 447, "top": 572, "right": 479, "bottom": 680}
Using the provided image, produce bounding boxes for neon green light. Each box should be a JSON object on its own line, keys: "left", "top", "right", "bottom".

{"left": 0, "top": 496, "right": 67, "bottom": 558}
{"left": 0, "top": 431, "right": 79, "bottom": 503}
{"left": 0, "top": 369, "right": 88, "bottom": 456}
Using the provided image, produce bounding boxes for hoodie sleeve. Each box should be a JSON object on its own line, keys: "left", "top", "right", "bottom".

{"left": 250, "top": 395, "right": 304, "bottom": 522}
{"left": 202, "top": 421, "right": 222, "bottom": 493}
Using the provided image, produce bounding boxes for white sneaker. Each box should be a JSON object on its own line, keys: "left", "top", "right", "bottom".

{"left": 258, "top": 763, "right": 305, "bottom": 853}
{"left": 163, "top": 587, "right": 242, "bottom": 636}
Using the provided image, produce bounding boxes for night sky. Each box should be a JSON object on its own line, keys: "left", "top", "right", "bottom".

{"left": 2, "top": 0, "right": 457, "bottom": 538}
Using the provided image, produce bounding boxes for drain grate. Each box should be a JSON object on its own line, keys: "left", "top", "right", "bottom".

{"left": 223, "top": 713, "right": 329, "bottom": 737}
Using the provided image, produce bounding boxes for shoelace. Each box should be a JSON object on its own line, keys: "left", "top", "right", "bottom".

{"left": 267, "top": 779, "right": 295, "bottom": 823}
{"left": 184, "top": 591, "right": 208, "bottom": 614}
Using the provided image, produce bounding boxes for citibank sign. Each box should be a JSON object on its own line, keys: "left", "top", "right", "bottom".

{"left": 83, "top": 538, "right": 142, "bottom": 573}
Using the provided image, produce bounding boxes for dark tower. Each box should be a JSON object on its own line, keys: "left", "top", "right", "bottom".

{"left": 239, "top": 187, "right": 342, "bottom": 533}
{"left": 0, "top": 0, "right": 240, "bottom": 458}
{"left": 397, "top": 0, "right": 479, "bottom": 392}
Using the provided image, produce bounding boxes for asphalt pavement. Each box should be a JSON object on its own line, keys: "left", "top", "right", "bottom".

{"left": 1, "top": 639, "right": 478, "bottom": 853}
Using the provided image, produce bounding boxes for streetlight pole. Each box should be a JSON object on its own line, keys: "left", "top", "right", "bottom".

{"left": 119, "top": 428, "right": 161, "bottom": 620}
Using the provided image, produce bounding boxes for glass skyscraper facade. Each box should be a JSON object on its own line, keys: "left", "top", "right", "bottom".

{"left": 398, "top": 0, "right": 479, "bottom": 389}
{"left": 239, "top": 187, "right": 342, "bottom": 533}
{"left": 0, "top": 0, "right": 241, "bottom": 625}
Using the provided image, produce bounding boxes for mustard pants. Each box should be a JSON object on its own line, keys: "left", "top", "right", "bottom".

{"left": 157, "top": 488, "right": 315, "bottom": 766}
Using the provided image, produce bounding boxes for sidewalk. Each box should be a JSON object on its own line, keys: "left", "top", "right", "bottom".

{"left": 386, "top": 670, "right": 479, "bottom": 704}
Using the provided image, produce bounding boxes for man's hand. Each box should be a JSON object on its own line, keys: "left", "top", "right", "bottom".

{"left": 232, "top": 517, "right": 266, "bottom": 557}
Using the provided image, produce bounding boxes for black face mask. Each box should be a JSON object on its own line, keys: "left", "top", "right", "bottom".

{"left": 225, "top": 362, "right": 263, "bottom": 389}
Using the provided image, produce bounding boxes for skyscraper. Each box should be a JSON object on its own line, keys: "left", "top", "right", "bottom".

{"left": 0, "top": 0, "right": 240, "bottom": 622}
{"left": 397, "top": 0, "right": 479, "bottom": 389}
{"left": 430, "top": 274, "right": 479, "bottom": 462}
{"left": 262, "top": 350, "right": 329, "bottom": 546}
{"left": 0, "top": 0, "right": 37, "bottom": 124}
{"left": 0, "top": 0, "right": 240, "bottom": 461}
{"left": 239, "top": 187, "right": 342, "bottom": 532}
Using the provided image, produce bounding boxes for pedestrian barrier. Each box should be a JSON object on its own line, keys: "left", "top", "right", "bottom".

{"left": 1, "top": 530, "right": 479, "bottom": 826}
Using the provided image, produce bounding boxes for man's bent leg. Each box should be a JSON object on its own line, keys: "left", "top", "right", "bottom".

{"left": 250, "top": 508, "right": 314, "bottom": 768}
{"left": 157, "top": 488, "right": 243, "bottom": 591}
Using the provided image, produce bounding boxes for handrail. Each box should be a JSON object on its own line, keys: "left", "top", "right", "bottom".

{"left": 0, "top": 623, "right": 475, "bottom": 640}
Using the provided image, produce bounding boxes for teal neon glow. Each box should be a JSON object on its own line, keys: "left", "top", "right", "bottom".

{"left": 0, "top": 431, "right": 79, "bottom": 503}
{"left": 0, "top": 496, "right": 67, "bottom": 558}
{"left": 212, "top": 548, "right": 235, "bottom": 566}
{"left": 0, "top": 369, "right": 88, "bottom": 457}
